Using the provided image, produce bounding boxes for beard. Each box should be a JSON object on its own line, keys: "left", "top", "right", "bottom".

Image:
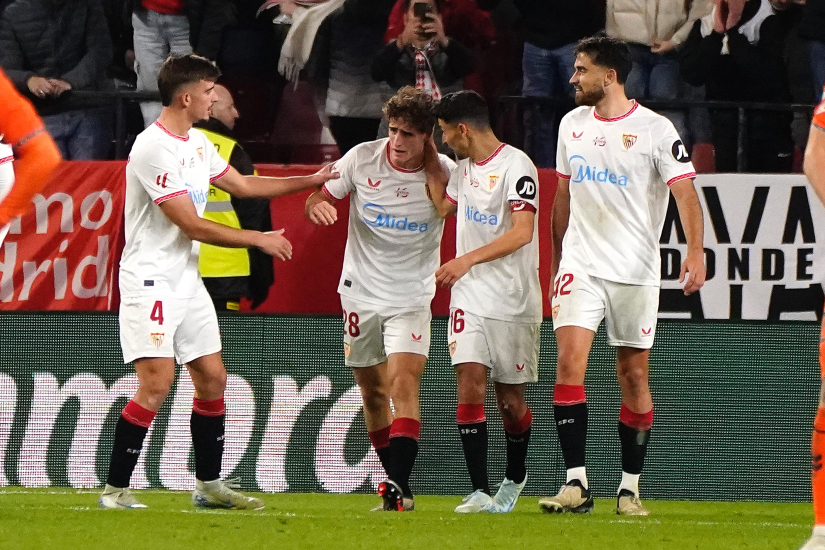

{"left": 574, "top": 86, "right": 606, "bottom": 106}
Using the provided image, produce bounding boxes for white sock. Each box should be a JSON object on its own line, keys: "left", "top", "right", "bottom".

{"left": 566, "top": 467, "right": 588, "bottom": 490}
{"left": 618, "top": 472, "right": 640, "bottom": 496}
{"left": 813, "top": 525, "right": 825, "bottom": 537}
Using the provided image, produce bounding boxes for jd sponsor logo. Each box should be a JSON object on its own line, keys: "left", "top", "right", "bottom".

{"left": 363, "top": 203, "right": 428, "bottom": 232}
{"left": 569, "top": 155, "right": 629, "bottom": 187}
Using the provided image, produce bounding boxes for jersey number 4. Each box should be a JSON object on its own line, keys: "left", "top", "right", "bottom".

{"left": 553, "top": 273, "right": 574, "bottom": 298}
{"left": 150, "top": 301, "right": 164, "bottom": 325}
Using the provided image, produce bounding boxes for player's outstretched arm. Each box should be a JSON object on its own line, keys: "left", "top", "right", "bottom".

{"left": 670, "top": 177, "right": 706, "bottom": 295}
{"left": 805, "top": 123, "right": 825, "bottom": 208}
{"left": 305, "top": 189, "right": 338, "bottom": 226}
{"left": 212, "top": 163, "right": 340, "bottom": 199}
{"left": 159, "top": 194, "right": 293, "bottom": 260}
{"left": 424, "top": 137, "right": 457, "bottom": 218}
{"left": 435, "top": 209, "right": 534, "bottom": 287}
{"left": 550, "top": 176, "right": 570, "bottom": 283}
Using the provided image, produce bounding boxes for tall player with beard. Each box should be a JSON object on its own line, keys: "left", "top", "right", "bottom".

{"left": 539, "top": 35, "right": 705, "bottom": 516}
{"left": 305, "top": 86, "right": 455, "bottom": 511}
{"left": 426, "top": 90, "right": 541, "bottom": 514}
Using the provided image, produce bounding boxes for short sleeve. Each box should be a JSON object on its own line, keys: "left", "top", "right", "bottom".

{"left": 206, "top": 138, "right": 229, "bottom": 182}
{"left": 445, "top": 162, "right": 460, "bottom": 205}
{"left": 128, "top": 144, "right": 190, "bottom": 205}
{"left": 506, "top": 151, "right": 539, "bottom": 210}
{"left": 555, "top": 116, "right": 571, "bottom": 179}
{"left": 813, "top": 88, "right": 825, "bottom": 130}
{"left": 322, "top": 146, "right": 357, "bottom": 200}
{"left": 654, "top": 119, "right": 697, "bottom": 187}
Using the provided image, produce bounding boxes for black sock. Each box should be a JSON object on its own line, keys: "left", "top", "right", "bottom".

{"left": 458, "top": 421, "right": 489, "bottom": 494}
{"left": 191, "top": 411, "right": 225, "bottom": 482}
{"left": 389, "top": 436, "right": 418, "bottom": 497}
{"left": 619, "top": 421, "right": 650, "bottom": 475}
{"left": 505, "top": 426, "right": 531, "bottom": 484}
{"left": 554, "top": 403, "right": 588, "bottom": 469}
{"left": 106, "top": 416, "right": 149, "bottom": 488}
{"left": 376, "top": 446, "right": 392, "bottom": 478}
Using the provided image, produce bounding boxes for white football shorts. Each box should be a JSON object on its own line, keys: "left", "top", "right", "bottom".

{"left": 448, "top": 308, "right": 540, "bottom": 385}
{"left": 119, "top": 281, "right": 222, "bottom": 364}
{"left": 551, "top": 267, "right": 659, "bottom": 349}
{"left": 340, "top": 296, "right": 432, "bottom": 368}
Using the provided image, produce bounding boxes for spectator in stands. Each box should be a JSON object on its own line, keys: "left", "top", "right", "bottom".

{"left": 799, "top": 0, "right": 825, "bottom": 99}
{"left": 478, "top": 0, "right": 605, "bottom": 168}
{"left": 681, "top": 0, "right": 797, "bottom": 172}
{"left": 0, "top": 0, "right": 114, "bottom": 160}
{"left": 314, "top": 0, "right": 396, "bottom": 155}
{"left": 127, "top": 0, "right": 234, "bottom": 127}
{"left": 606, "top": 0, "right": 713, "bottom": 144}
{"left": 371, "top": 0, "right": 475, "bottom": 110}
{"left": 194, "top": 83, "right": 275, "bottom": 311}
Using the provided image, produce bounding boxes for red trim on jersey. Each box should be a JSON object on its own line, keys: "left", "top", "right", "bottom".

{"left": 593, "top": 100, "right": 638, "bottom": 122}
{"left": 474, "top": 143, "right": 506, "bottom": 167}
{"left": 321, "top": 184, "right": 340, "bottom": 201}
{"left": 667, "top": 172, "right": 696, "bottom": 187}
{"left": 553, "top": 384, "right": 586, "bottom": 405}
{"left": 510, "top": 200, "right": 536, "bottom": 213}
{"left": 0, "top": 156, "right": 12, "bottom": 164}
{"left": 390, "top": 417, "right": 421, "bottom": 440}
{"left": 154, "top": 189, "right": 188, "bottom": 204}
{"left": 556, "top": 172, "right": 571, "bottom": 180}
{"left": 209, "top": 164, "right": 230, "bottom": 183}
{"left": 386, "top": 142, "right": 423, "bottom": 173}
{"left": 122, "top": 400, "right": 157, "bottom": 428}
{"left": 445, "top": 193, "right": 458, "bottom": 205}
{"left": 154, "top": 121, "right": 189, "bottom": 142}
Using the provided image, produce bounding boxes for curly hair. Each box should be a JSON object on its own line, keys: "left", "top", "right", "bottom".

{"left": 383, "top": 86, "right": 437, "bottom": 134}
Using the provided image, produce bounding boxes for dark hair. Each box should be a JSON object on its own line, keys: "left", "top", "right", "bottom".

{"left": 383, "top": 86, "right": 437, "bottom": 134}
{"left": 574, "top": 35, "right": 633, "bottom": 85}
{"left": 157, "top": 54, "right": 222, "bottom": 107}
{"left": 432, "top": 90, "right": 490, "bottom": 130}
{"left": 403, "top": 0, "right": 442, "bottom": 12}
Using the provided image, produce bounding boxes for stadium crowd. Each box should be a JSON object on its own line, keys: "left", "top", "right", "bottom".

{"left": 0, "top": 0, "right": 820, "bottom": 171}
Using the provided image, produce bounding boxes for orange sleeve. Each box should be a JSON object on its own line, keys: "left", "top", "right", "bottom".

{"left": 0, "top": 68, "right": 62, "bottom": 226}
{"left": 814, "top": 87, "right": 825, "bottom": 130}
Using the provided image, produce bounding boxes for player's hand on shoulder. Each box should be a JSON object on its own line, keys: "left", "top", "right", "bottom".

{"left": 679, "top": 250, "right": 706, "bottom": 295}
{"left": 308, "top": 200, "right": 337, "bottom": 226}
{"left": 258, "top": 229, "right": 293, "bottom": 260}
{"left": 435, "top": 256, "right": 472, "bottom": 287}
{"left": 313, "top": 163, "right": 340, "bottom": 185}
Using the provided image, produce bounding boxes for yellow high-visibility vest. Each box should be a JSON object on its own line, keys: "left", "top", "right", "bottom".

{"left": 198, "top": 129, "right": 251, "bottom": 278}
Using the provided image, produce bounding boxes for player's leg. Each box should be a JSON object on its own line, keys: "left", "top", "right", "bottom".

{"left": 101, "top": 356, "right": 176, "bottom": 509}
{"left": 615, "top": 346, "right": 653, "bottom": 516}
{"left": 454, "top": 361, "right": 494, "bottom": 512}
{"left": 352, "top": 363, "right": 393, "bottom": 478}
{"left": 799, "top": 316, "right": 825, "bottom": 549}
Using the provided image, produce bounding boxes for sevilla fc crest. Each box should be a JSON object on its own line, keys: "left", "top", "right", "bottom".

{"left": 449, "top": 340, "right": 457, "bottom": 356}
{"left": 622, "top": 134, "right": 637, "bottom": 150}
{"left": 150, "top": 333, "right": 165, "bottom": 349}
{"left": 343, "top": 342, "right": 351, "bottom": 357}
{"left": 488, "top": 175, "right": 499, "bottom": 190}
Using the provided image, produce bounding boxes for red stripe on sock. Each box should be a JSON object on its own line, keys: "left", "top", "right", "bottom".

{"left": 456, "top": 404, "right": 485, "bottom": 424}
{"left": 122, "top": 400, "right": 156, "bottom": 428}
{"left": 619, "top": 404, "right": 653, "bottom": 431}
{"left": 503, "top": 408, "right": 533, "bottom": 435}
{"left": 193, "top": 398, "right": 225, "bottom": 417}
{"left": 553, "top": 384, "right": 586, "bottom": 405}
{"left": 368, "top": 425, "right": 391, "bottom": 450}
{"left": 390, "top": 417, "right": 420, "bottom": 440}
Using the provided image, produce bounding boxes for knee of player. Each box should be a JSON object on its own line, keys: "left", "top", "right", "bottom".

{"left": 555, "top": 355, "right": 586, "bottom": 383}
{"left": 496, "top": 394, "right": 526, "bottom": 421}
{"left": 359, "top": 384, "right": 390, "bottom": 411}
{"left": 140, "top": 376, "right": 175, "bottom": 404}
{"left": 616, "top": 364, "right": 649, "bottom": 391}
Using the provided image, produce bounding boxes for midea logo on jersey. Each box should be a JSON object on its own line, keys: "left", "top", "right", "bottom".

{"left": 463, "top": 195, "right": 498, "bottom": 226}
{"left": 569, "top": 155, "right": 629, "bottom": 187}
{"left": 184, "top": 182, "right": 208, "bottom": 205}
{"left": 363, "top": 203, "right": 428, "bottom": 232}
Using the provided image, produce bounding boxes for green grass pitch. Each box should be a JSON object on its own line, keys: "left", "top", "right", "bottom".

{"left": 0, "top": 488, "right": 813, "bottom": 549}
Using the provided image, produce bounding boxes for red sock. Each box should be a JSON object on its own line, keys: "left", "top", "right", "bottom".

{"left": 121, "top": 400, "right": 156, "bottom": 428}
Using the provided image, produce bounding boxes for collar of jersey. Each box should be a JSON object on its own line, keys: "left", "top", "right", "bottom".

{"left": 154, "top": 121, "right": 190, "bottom": 141}
{"left": 593, "top": 100, "right": 638, "bottom": 123}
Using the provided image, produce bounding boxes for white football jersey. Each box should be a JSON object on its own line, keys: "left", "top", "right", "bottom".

{"left": 556, "top": 101, "right": 696, "bottom": 286}
{"left": 446, "top": 144, "right": 542, "bottom": 323}
{"left": 120, "top": 122, "right": 229, "bottom": 297}
{"left": 323, "top": 138, "right": 454, "bottom": 308}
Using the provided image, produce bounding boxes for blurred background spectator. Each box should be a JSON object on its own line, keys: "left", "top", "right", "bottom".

{"left": 681, "top": 0, "right": 799, "bottom": 172}
{"left": 0, "top": 0, "right": 113, "bottom": 160}
{"left": 799, "top": 0, "right": 825, "bottom": 99}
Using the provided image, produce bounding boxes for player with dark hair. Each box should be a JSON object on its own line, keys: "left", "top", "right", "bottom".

{"left": 427, "top": 89, "right": 541, "bottom": 514}
{"left": 305, "top": 86, "right": 455, "bottom": 511}
{"left": 797, "top": 88, "right": 825, "bottom": 550}
{"left": 539, "top": 35, "right": 705, "bottom": 516}
{"left": 100, "top": 54, "right": 338, "bottom": 509}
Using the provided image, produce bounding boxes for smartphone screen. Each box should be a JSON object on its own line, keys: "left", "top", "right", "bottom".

{"left": 413, "top": 2, "right": 433, "bottom": 21}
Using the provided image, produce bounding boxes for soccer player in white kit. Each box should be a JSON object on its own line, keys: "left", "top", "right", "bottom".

{"left": 426, "top": 90, "right": 541, "bottom": 514}
{"left": 538, "top": 36, "right": 706, "bottom": 516}
{"left": 100, "top": 54, "right": 338, "bottom": 510}
{"left": 306, "top": 87, "right": 455, "bottom": 511}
